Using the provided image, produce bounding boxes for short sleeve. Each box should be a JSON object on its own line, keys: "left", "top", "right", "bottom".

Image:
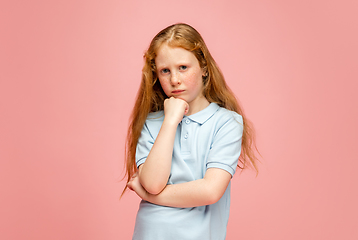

{"left": 206, "top": 113, "right": 243, "bottom": 177}
{"left": 135, "top": 122, "right": 155, "bottom": 168}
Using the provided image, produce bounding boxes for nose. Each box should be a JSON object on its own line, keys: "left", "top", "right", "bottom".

{"left": 170, "top": 72, "right": 181, "bottom": 86}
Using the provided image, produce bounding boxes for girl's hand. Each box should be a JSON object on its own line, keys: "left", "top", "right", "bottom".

{"left": 127, "top": 172, "right": 149, "bottom": 201}
{"left": 163, "top": 97, "right": 189, "bottom": 125}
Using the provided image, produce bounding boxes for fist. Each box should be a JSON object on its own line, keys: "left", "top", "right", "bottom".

{"left": 163, "top": 97, "right": 189, "bottom": 125}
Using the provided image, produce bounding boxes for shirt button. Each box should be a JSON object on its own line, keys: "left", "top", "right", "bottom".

{"left": 184, "top": 133, "right": 188, "bottom": 139}
{"left": 185, "top": 119, "right": 190, "bottom": 124}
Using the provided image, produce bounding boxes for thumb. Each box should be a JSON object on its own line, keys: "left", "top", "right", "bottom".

{"left": 184, "top": 103, "right": 189, "bottom": 115}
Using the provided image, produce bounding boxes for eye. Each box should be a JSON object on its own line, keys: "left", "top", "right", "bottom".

{"left": 161, "top": 68, "right": 170, "bottom": 74}
{"left": 179, "top": 65, "right": 187, "bottom": 71}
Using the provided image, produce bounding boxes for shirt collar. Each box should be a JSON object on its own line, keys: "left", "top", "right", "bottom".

{"left": 184, "top": 103, "right": 220, "bottom": 125}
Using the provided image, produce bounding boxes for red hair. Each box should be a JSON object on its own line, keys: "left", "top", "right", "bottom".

{"left": 122, "top": 23, "right": 259, "bottom": 196}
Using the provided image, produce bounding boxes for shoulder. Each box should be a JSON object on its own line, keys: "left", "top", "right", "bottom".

{"left": 198, "top": 104, "right": 243, "bottom": 140}
{"left": 141, "top": 111, "right": 164, "bottom": 138}
{"left": 213, "top": 106, "right": 243, "bottom": 128}
{"left": 207, "top": 107, "right": 244, "bottom": 145}
{"left": 205, "top": 106, "right": 244, "bottom": 140}
{"left": 146, "top": 111, "right": 165, "bottom": 122}
{"left": 144, "top": 111, "right": 165, "bottom": 128}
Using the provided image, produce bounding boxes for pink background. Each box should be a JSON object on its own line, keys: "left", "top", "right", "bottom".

{"left": 1, "top": 0, "right": 357, "bottom": 239}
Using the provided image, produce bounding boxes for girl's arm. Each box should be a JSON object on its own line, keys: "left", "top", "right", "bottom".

{"left": 128, "top": 167, "right": 232, "bottom": 208}
{"left": 138, "top": 97, "right": 188, "bottom": 195}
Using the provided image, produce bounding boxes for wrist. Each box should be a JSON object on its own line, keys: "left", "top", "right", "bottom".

{"left": 163, "top": 117, "right": 181, "bottom": 128}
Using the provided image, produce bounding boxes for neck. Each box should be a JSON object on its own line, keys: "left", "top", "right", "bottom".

{"left": 186, "top": 97, "right": 210, "bottom": 116}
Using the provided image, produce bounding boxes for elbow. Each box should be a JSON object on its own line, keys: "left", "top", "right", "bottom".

{"left": 206, "top": 192, "right": 222, "bottom": 205}
{"left": 146, "top": 185, "right": 165, "bottom": 195}
{"left": 138, "top": 168, "right": 166, "bottom": 195}
{"left": 205, "top": 185, "right": 225, "bottom": 205}
{"left": 140, "top": 179, "right": 166, "bottom": 195}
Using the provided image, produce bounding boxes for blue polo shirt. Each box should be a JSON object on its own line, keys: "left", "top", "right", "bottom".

{"left": 133, "top": 103, "right": 243, "bottom": 240}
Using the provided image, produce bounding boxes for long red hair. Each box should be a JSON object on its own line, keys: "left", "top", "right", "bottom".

{"left": 122, "top": 23, "right": 259, "bottom": 196}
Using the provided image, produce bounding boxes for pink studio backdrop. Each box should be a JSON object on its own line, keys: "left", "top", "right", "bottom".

{"left": 1, "top": 0, "right": 357, "bottom": 239}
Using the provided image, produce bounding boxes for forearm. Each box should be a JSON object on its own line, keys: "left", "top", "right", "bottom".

{"left": 146, "top": 179, "right": 214, "bottom": 208}
{"left": 139, "top": 119, "right": 178, "bottom": 194}
{"left": 145, "top": 168, "right": 231, "bottom": 208}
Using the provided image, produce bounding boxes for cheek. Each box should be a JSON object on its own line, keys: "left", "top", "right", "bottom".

{"left": 159, "top": 79, "right": 171, "bottom": 94}
{"left": 185, "top": 71, "right": 203, "bottom": 89}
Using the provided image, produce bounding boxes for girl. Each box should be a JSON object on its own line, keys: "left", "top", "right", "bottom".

{"left": 124, "top": 23, "right": 259, "bottom": 240}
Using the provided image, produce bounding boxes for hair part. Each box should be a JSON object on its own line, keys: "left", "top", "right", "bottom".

{"left": 121, "top": 23, "right": 259, "bottom": 197}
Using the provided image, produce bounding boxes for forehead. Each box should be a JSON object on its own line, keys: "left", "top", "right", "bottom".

{"left": 155, "top": 44, "right": 198, "bottom": 67}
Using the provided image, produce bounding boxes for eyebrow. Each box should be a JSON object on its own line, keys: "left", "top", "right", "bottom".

{"left": 156, "top": 65, "right": 166, "bottom": 69}
{"left": 156, "top": 62, "right": 190, "bottom": 69}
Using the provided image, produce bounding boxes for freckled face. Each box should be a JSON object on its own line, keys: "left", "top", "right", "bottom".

{"left": 155, "top": 44, "right": 209, "bottom": 113}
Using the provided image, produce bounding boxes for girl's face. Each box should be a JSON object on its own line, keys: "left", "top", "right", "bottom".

{"left": 155, "top": 44, "right": 209, "bottom": 114}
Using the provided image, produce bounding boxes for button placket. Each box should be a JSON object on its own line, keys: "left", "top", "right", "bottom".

{"left": 181, "top": 118, "right": 191, "bottom": 154}
{"left": 184, "top": 118, "right": 189, "bottom": 139}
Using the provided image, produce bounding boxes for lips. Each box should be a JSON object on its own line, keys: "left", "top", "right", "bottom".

{"left": 171, "top": 90, "right": 184, "bottom": 94}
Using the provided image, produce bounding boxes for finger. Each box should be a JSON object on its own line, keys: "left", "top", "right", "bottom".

{"left": 127, "top": 182, "right": 133, "bottom": 191}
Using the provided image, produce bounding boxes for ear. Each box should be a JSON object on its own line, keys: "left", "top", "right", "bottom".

{"left": 202, "top": 66, "right": 208, "bottom": 77}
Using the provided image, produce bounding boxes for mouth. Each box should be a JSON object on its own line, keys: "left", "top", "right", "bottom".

{"left": 171, "top": 90, "right": 185, "bottom": 94}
